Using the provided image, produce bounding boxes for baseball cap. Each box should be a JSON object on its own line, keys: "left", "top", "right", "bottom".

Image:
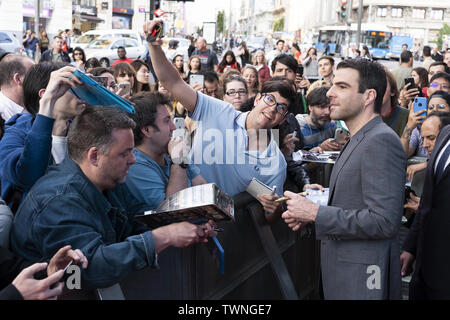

{"left": 169, "top": 40, "right": 179, "bottom": 48}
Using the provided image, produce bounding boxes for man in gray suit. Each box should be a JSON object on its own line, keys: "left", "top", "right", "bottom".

{"left": 282, "top": 59, "right": 406, "bottom": 299}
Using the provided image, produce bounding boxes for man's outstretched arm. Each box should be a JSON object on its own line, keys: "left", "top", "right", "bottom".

{"left": 144, "top": 20, "right": 197, "bottom": 113}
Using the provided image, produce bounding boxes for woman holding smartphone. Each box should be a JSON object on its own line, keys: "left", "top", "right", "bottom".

{"left": 113, "top": 62, "right": 136, "bottom": 99}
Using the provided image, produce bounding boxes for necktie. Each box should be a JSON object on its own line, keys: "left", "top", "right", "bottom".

{"left": 435, "top": 142, "right": 450, "bottom": 183}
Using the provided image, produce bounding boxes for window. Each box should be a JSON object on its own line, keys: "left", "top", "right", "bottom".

{"left": 430, "top": 9, "right": 444, "bottom": 20}
{"left": 391, "top": 8, "right": 403, "bottom": 18}
{"left": 377, "top": 7, "right": 387, "bottom": 17}
{"left": 412, "top": 8, "right": 426, "bottom": 19}
{"left": 0, "top": 32, "right": 12, "bottom": 43}
{"left": 123, "top": 39, "right": 138, "bottom": 48}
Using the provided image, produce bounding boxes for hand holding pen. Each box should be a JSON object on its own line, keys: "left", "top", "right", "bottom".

{"left": 257, "top": 185, "right": 281, "bottom": 216}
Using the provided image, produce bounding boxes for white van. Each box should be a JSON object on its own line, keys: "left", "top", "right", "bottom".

{"left": 71, "top": 29, "right": 144, "bottom": 50}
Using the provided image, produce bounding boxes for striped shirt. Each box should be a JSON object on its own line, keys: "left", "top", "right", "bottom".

{"left": 296, "top": 114, "right": 336, "bottom": 149}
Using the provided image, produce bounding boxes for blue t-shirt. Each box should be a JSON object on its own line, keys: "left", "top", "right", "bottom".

{"left": 297, "top": 114, "right": 336, "bottom": 149}
{"left": 409, "top": 127, "right": 428, "bottom": 158}
{"left": 188, "top": 92, "right": 286, "bottom": 197}
{"left": 126, "top": 149, "right": 200, "bottom": 210}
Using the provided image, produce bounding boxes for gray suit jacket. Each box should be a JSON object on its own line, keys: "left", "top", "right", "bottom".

{"left": 315, "top": 116, "right": 406, "bottom": 300}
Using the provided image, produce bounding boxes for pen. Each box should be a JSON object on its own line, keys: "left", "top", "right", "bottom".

{"left": 266, "top": 186, "right": 277, "bottom": 215}
{"left": 275, "top": 191, "right": 309, "bottom": 203}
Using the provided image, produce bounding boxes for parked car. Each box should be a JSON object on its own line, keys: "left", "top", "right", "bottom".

{"left": 84, "top": 37, "right": 146, "bottom": 67}
{"left": 71, "top": 29, "right": 144, "bottom": 50}
{"left": 0, "top": 31, "right": 24, "bottom": 55}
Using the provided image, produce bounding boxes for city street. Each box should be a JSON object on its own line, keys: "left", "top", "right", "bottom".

{"left": 0, "top": 0, "right": 450, "bottom": 304}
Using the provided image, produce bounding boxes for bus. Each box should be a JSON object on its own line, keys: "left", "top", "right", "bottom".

{"left": 316, "top": 23, "right": 393, "bottom": 59}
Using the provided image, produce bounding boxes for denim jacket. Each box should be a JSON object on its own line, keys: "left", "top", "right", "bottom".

{"left": 10, "top": 157, "right": 158, "bottom": 289}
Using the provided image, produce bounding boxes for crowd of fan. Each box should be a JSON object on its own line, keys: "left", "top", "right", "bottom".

{"left": 0, "top": 29, "right": 449, "bottom": 300}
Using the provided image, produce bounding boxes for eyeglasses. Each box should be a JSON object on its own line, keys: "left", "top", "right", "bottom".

{"left": 226, "top": 89, "right": 248, "bottom": 96}
{"left": 262, "top": 93, "right": 289, "bottom": 116}
{"left": 74, "top": 52, "right": 83, "bottom": 56}
{"left": 430, "top": 82, "right": 450, "bottom": 90}
{"left": 428, "top": 103, "right": 448, "bottom": 110}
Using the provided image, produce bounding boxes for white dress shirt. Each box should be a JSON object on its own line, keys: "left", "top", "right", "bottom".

{"left": 0, "top": 91, "right": 26, "bottom": 121}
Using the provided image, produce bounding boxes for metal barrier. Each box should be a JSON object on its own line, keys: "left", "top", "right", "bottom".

{"left": 119, "top": 186, "right": 321, "bottom": 300}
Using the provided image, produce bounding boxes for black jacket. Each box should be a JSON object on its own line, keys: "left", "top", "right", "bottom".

{"left": 403, "top": 125, "right": 450, "bottom": 295}
{"left": 39, "top": 49, "right": 71, "bottom": 63}
{"left": 0, "top": 247, "right": 30, "bottom": 300}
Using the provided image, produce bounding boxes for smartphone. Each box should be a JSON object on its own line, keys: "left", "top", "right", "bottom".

{"left": 413, "top": 97, "right": 427, "bottom": 119}
{"left": 92, "top": 76, "right": 108, "bottom": 87}
{"left": 404, "top": 77, "right": 416, "bottom": 90}
{"left": 190, "top": 74, "right": 204, "bottom": 88}
{"left": 118, "top": 81, "right": 131, "bottom": 95}
{"left": 173, "top": 117, "right": 185, "bottom": 140}
{"left": 146, "top": 23, "right": 165, "bottom": 42}
{"left": 334, "top": 128, "right": 347, "bottom": 144}
{"left": 297, "top": 65, "right": 304, "bottom": 77}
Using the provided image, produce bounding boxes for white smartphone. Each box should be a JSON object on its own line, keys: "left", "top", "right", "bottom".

{"left": 118, "top": 81, "right": 131, "bottom": 95}
{"left": 173, "top": 117, "right": 185, "bottom": 140}
{"left": 333, "top": 128, "right": 347, "bottom": 144}
{"left": 189, "top": 74, "right": 204, "bottom": 88}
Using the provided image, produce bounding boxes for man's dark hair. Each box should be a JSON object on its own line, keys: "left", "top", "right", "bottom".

{"left": 199, "top": 70, "right": 219, "bottom": 84}
{"left": 429, "top": 61, "right": 449, "bottom": 73}
{"left": 85, "top": 57, "right": 101, "bottom": 70}
{"left": 402, "top": 43, "right": 408, "bottom": 48}
{"left": 271, "top": 54, "right": 298, "bottom": 73}
{"left": 89, "top": 67, "right": 113, "bottom": 77}
{"left": 260, "top": 78, "right": 296, "bottom": 112}
{"left": 128, "top": 92, "right": 171, "bottom": 146}
{"left": 429, "top": 90, "right": 450, "bottom": 106}
{"left": 276, "top": 39, "right": 285, "bottom": 46}
{"left": 117, "top": 46, "right": 126, "bottom": 52}
{"left": 0, "top": 55, "right": 30, "bottom": 87}
{"left": 427, "top": 111, "right": 450, "bottom": 130}
{"left": 306, "top": 86, "right": 331, "bottom": 107}
{"left": 430, "top": 72, "right": 450, "bottom": 84}
{"left": 423, "top": 46, "right": 431, "bottom": 57}
{"left": 336, "top": 58, "right": 387, "bottom": 114}
{"left": 318, "top": 55, "right": 335, "bottom": 66}
{"left": 23, "top": 62, "right": 64, "bottom": 116}
{"left": 67, "top": 106, "right": 135, "bottom": 163}
{"left": 400, "top": 50, "right": 412, "bottom": 63}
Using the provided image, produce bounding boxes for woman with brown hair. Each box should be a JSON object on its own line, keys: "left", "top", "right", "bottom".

{"left": 131, "top": 60, "right": 151, "bottom": 93}
{"left": 113, "top": 62, "right": 136, "bottom": 99}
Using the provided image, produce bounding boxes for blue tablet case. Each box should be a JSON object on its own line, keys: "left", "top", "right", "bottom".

{"left": 69, "top": 69, "right": 135, "bottom": 114}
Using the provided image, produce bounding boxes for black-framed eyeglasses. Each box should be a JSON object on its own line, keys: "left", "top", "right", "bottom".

{"left": 262, "top": 93, "right": 289, "bottom": 116}
{"left": 428, "top": 104, "right": 448, "bottom": 111}
{"left": 74, "top": 52, "right": 83, "bottom": 56}
{"left": 226, "top": 89, "right": 248, "bottom": 96}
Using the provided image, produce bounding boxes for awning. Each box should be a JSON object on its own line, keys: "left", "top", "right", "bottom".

{"left": 76, "top": 14, "right": 105, "bottom": 23}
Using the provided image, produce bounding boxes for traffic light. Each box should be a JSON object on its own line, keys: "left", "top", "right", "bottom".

{"left": 340, "top": 0, "right": 347, "bottom": 19}
{"left": 155, "top": 0, "right": 161, "bottom": 9}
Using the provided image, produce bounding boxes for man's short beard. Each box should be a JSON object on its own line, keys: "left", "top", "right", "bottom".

{"left": 310, "top": 112, "right": 330, "bottom": 128}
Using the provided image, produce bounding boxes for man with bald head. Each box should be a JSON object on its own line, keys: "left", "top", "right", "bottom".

{"left": 191, "top": 37, "right": 218, "bottom": 72}
{"left": 0, "top": 54, "right": 35, "bottom": 121}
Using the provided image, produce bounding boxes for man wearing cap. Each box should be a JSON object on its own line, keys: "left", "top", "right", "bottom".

{"left": 165, "top": 39, "right": 179, "bottom": 61}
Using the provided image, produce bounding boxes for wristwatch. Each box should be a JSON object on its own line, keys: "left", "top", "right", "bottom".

{"left": 171, "top": 157, "right": 189, "bottom": 169}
